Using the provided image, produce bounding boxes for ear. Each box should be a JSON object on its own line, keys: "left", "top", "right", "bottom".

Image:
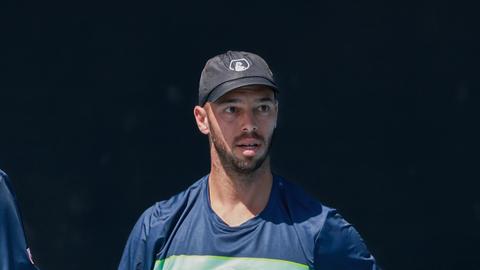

{"left": 193, "top": 105, "right": 210, "bottom": 135}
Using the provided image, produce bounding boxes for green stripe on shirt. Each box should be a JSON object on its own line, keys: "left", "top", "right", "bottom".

{"left": 154, "top": 255, "right": 309, "bottom": 270}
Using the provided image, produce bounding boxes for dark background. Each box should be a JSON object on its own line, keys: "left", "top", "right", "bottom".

{"left": 1, "top": 0, "right": 478, "bottom": 269}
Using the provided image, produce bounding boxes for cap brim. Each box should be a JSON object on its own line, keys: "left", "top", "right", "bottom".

{"left": 206, "top": 77, "right": 278, "bottom": 104}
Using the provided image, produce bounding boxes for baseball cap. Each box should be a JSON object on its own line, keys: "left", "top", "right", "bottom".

{"left": 198, "top": 51, "right": 278, "bottom": 106}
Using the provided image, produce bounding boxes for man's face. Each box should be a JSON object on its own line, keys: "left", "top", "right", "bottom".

{"left": 198, "top": 85, "right": 278, "bottom": 175}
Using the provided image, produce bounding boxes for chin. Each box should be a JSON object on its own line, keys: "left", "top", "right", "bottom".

{"left": 233, "top": 155, "right": 268, "bottom": 173}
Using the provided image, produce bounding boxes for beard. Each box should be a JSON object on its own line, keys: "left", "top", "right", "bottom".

{"left": 209, "top": 124, "right": 274, "bottom": 176}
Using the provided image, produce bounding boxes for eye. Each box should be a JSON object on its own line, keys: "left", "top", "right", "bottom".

{"left": 258, "top": 105, "right": 271, "bottom": 112}
{"left": 225, "top": 106, "right": 237, "bottom": 113}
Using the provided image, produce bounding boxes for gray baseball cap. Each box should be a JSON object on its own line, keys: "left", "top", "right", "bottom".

{"left": 198, "top": 51, "right": 278, "bottom": 106}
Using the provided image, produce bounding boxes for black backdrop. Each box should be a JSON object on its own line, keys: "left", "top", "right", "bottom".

{"left": 1, "top": 1, "right": 478, "bottom": 269}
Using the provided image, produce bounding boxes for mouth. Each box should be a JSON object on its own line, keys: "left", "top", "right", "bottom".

{"left": 237, "top": 143, "right": 260, "bottom": 148}
{"left": 236, "top": 143, "right": 261, "bottom": 157}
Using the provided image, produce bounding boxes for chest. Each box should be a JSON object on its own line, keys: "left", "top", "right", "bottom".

{"left": 154, "top": 204, "right": 311, "bottom": 270}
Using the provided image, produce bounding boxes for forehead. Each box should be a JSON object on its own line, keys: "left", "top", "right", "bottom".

{"left": 215, "top": 85, "right": 275, "bottom": 103}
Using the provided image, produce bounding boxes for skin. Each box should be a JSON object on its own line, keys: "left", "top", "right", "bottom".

{"left": 193, "top": 85, "right": 278, "bottom": 227}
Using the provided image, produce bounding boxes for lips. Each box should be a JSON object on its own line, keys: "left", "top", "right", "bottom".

{"left": 236, "top": 138, "right": 262, "bottom": 149}
{"left": 237, "top": 143, "right": 260, "bottom": 149}
{"left": 234, "top": 133, "right": 264, "bottom": 157}
{"left": 236, "top": 140, "right": 262, "bottom": 157}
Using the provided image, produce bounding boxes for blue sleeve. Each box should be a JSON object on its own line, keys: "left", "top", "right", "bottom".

{"left": 0, "top": 169, "right": 39, "bottom": 270}
{"left": 117, "top": 180, "right": 199, "bottom": 270}
{"left": 118, "top": 202, "right": 176, "bottom": 270}
{"left": 314, "top": 210, "right": 379, "bottom": 270}
{"left": 118, "top": 207, "right": 158, "bottom": 270}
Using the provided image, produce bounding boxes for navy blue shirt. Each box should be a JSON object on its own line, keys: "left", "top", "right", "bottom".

{"left": 0, "top": 169, "right": 38, "bottom": 270}
{"left": 118, "top": 175, "right": 378, "bottom": 270}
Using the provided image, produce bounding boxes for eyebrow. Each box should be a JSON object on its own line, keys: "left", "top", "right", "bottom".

{"left": 258, "top": 97, "right": 275, "bottom": 103}
{"left": 215, "top": 98, "right": 241, "bottom": 104}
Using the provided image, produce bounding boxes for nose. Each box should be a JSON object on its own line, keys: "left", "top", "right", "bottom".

{"left": 241, "top": 110, "right": 258, "bottom": 133}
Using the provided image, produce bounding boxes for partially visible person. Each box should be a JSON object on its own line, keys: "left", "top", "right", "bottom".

{"left": 0, "top": 169, "right": 39, "bottom": 270}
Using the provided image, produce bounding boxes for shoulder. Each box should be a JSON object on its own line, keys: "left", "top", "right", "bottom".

{"left": 274, "top": 175, "right": 334, "bottom": 228}
{"left": 135, "top": 175, "right": 207, "bottom": 235}
{"left": 272, "top": 175, "right": 334, "bottom": 264}
{"left": 274, "top": 176, "right": 377, "bottom": 269}
{"left": 0, "top": 168, "right": 8, "bottom": 184}
{"left": 313, "top": 209, "right": 377, "bottom": 269}
{"left": 0, "top": 169, "right": 15, "bottom": 196}
{"left": 0, "top": 169, "right": 15, "bottom": 203}
{"left": 118, "top": 175, "right": 209, "bottom": 270}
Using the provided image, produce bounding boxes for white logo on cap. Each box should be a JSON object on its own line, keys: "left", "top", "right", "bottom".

{"left": 229, "top": 58, "right": 250, "bottom": 71}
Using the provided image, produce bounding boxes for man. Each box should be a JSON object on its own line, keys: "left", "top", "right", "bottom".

{"left": 0, "top": 169, "right": 39, "bottom": 270}
{"left": 118, "top": 51, "right": 379, "bottom": 270}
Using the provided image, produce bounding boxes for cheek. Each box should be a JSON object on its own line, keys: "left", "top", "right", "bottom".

{"left": 211, "top": 121, "right": 236, "bottom": 145}
{"left": 221, "top": 128, "right": 237, "bottom": 145}
{"left": 260, "top": 118, "right": 276, "bottom": 132}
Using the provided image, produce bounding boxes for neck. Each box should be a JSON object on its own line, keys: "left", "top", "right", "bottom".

{"left": 208, "top": 155, "right": 273, "bottom": 227}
